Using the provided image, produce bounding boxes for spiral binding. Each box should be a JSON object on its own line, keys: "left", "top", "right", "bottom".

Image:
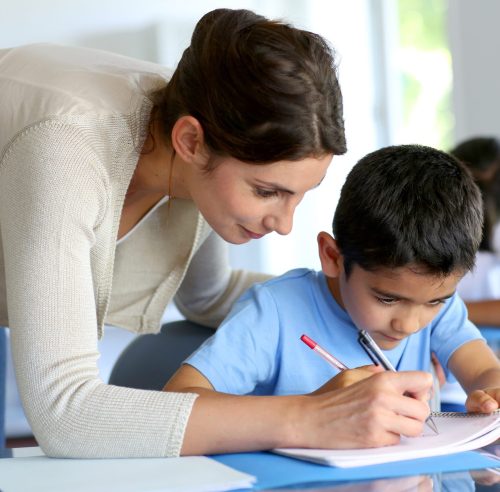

{"left": 430, "top": 410, "right": 500, "bottom": 417}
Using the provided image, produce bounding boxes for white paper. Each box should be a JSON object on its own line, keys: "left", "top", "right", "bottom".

{"left": 0, "top": 454, "right": 255, "bottom": 492}
{"left": 274, "top": 411, "right": 500, "bottom": 467}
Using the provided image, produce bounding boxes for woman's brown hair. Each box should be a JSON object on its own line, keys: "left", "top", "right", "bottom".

{"left": 152, "top": 8, "right": 346, "bottom": 167}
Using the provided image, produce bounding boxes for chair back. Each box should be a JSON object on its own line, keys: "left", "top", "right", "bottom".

{"left": 109, "top": 320, "right": 214, "bottom": 390}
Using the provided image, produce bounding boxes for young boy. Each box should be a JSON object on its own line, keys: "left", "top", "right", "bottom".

{"left": 166, "top": 145, "right": 500, "bottom": 414}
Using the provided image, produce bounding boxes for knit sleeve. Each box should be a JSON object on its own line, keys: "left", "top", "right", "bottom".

{"left": 174, "top": 230, "right": 272, "bottom": 328}
{"left": 0, "top": 121, "right": 197, "bottom": 458}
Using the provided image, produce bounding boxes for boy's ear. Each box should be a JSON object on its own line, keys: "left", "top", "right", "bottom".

{"left": 317, "top": 231, "right": 343, "bottom": 277}
{"left": 170, "top": 115, "right": 207, "bottom": 165}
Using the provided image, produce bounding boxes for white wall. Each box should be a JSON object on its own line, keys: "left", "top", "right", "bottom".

{"left": 448, "top": 0, "right": 500, "bottom": 142}
{"left": 1, "top": 0, "right": 384, "bottom": 276}
{"left": 1, "top": 0, "right": 384, "bottom": 437}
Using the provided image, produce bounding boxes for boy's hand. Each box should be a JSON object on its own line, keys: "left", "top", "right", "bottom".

{"left": 465, "top": 388, "right": 500, "bottom": 413}
{"left": 310, "top": 365, "right": 383, "bottom": 395}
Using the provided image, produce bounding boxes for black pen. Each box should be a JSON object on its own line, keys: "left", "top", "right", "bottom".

{"left": 358, "top": 329, "right": 439, "bottom": 435}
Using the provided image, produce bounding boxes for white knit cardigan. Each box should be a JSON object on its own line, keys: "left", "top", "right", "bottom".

{"left": 0, "top": 44, "right": 268, "bottom": 458}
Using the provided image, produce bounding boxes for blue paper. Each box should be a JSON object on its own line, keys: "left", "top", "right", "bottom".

{"left": 213, "top": 450, "right": 500, "bottom": 490}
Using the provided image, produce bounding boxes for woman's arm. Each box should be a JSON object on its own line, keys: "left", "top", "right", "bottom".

{"left": 1, "top": 124, "right": 199, "bottom": 458}
{"left": 165, "top": 358, "right": 433, "bottom": 452}
{"left": 167, "top": 366, "right": 434, "bottom": 453}
{"left": 465, "top": 300, "right": 500, "bottom": 326}
{"left": 179, "top": 371, "right": 433, "bottom": 454}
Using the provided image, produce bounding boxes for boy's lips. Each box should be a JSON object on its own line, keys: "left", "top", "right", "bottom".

{"left": 379, "top": 333, "right": 404, "bottom": 343}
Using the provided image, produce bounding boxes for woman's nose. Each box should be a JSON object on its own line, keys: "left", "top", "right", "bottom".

{"left": 263, "top": 205, "right": 295, "bottom": 236}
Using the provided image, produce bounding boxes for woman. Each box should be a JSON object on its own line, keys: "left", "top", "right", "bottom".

{"left": 0, "top": 8, "right": 432, "bottom": 458}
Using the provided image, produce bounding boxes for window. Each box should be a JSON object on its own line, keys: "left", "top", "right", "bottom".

{"left": 395, "top": 0, "right": 453, "bottom": 149}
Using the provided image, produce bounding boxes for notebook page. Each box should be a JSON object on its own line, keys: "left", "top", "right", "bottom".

{"left": 274, "top": 411, "right": 500, "bottom": 467}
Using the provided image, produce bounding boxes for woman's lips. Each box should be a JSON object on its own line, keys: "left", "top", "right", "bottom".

{"left": 241, "top": 226, "right": 265, "bottom": 239}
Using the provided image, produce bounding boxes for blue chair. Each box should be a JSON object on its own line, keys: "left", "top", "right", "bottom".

{"left": 109, "top": 320, "right": 214, "bottom": 390}
{"left": 0, "top": 328, "right": 7, "bottom": 456}
{"left": 478, "top": 326, "right": 500, "bottom": 348}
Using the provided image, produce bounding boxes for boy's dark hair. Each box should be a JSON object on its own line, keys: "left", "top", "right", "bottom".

{"left": 333, "top": 144, "right": 483, "bottom": 277}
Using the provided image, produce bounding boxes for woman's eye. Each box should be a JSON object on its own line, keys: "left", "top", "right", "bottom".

{"left": 376, "top": 297, "right": 398, "bottom": 305}
{"left": 255, "top": 188, "right": 278, "bottom": 198}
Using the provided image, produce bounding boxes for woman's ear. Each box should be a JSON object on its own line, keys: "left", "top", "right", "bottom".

{"left": 170, "top": 115, "right": 207, "bottom": 165}
{"left": 317, "top": 231, "right": 343, "bottom": 277}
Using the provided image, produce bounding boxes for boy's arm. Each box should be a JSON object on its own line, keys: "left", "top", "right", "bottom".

{"left": 164, "top": 365, "right": 215, "bottom": 392}
{"left": 449, "top": 339, "right": 500, "bottom": 412}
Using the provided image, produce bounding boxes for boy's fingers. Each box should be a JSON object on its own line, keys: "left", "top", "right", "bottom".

{"left": 467, "top": 390, "right": 499, "bottom": 413}
{"left": 480, "top": 390, "right": 499, "bottom": 412}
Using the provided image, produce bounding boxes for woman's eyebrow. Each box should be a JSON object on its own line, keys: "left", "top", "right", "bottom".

{"left": 255, "top": 176, "right": 325, "bottom": 194}
{"left": 254, "top": 180, "right": 294, "bottom": 194}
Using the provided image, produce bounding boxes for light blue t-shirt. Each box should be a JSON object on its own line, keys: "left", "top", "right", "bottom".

{"left": 185, "top": 268, "right": 483, "bottom": 396}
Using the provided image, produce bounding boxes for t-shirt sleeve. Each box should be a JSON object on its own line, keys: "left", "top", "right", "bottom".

{"left": 184, "top": 283, "right": 280, "bottom": 394}
{"left": 430, "top": 293, "right": 485, "bottom": 371}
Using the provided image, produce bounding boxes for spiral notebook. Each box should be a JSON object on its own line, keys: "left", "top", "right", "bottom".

{"left": 274, "top": 411, "right": 500, "bottom": 468}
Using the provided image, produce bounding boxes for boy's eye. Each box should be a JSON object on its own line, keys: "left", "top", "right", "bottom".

{"left": 255, "top": 188, "right": 278, "bottom": 198}
{"left": 376, "top": 296, "right": 398, "bottom": 305}
{"left": 428, "top": 299, "right": 445, "bottom": 306}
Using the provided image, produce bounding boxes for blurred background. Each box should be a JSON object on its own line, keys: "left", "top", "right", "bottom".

{"left": 2, "top": 0, "right": 499, "bottom": 440}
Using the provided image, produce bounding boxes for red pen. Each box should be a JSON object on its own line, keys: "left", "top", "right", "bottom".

{"left": 300, "top": 334, "right": 349, "bottom": 371}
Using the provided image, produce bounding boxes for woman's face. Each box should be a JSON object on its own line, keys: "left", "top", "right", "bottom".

{"left": 189, "top": 154, "right": 332, "bottom": 244}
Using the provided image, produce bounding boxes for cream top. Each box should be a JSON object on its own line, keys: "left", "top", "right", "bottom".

{"left": 116, "top": 195, "right": 170, "bottom": 245}
{"left": 0, "top": 44, "right": 269, "bottom": 458}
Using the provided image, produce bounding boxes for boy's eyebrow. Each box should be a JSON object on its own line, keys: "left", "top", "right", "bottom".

{"left": 255, "top": 177, "right": 325, "bottom": 195}
{"left": 371, "top": 287, "right": 456, "bottom": 303}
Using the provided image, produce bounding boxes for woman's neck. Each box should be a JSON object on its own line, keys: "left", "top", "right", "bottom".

{"left": 128, "top": 119, "right": 189, "bottom": 200}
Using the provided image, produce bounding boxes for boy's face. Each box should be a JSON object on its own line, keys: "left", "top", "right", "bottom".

{"left": 317, "top": 232, "right": 464, "bottom": 350}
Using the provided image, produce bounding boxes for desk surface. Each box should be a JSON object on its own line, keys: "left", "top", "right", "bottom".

{"left": 3, "top": 446, "right": 500, "bottom": 491}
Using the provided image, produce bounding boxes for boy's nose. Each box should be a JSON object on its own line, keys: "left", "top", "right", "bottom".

{"left": 392, "top": 314, "right": 421, "bottom": 336}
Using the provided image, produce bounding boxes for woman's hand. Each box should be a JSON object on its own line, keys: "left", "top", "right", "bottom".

{"left": 309, "top": 365, "right": 383, "bottom": 395}
{"left": 299, "top": 370, "right": 433, "bottom": 450}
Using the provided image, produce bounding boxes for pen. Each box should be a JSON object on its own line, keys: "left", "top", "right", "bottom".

{"left": 357, "top": 329, "right": 439, "bottom": 435}
{"left": 300, "top": 334, "right": 349, "bottom": 371}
